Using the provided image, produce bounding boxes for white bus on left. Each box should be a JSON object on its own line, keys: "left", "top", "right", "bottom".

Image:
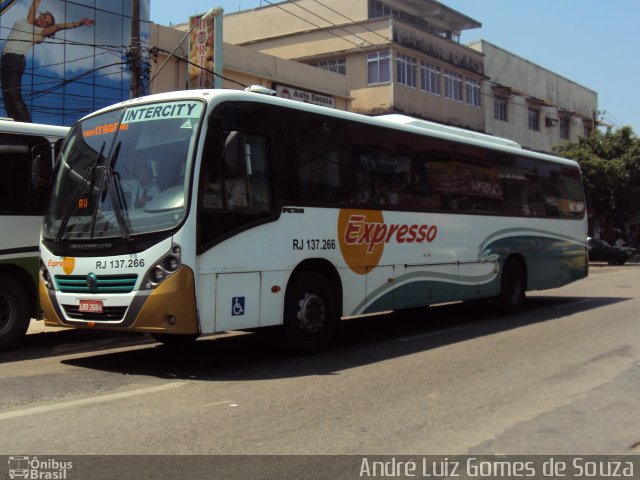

{"left": 0, "top": 120, "right": 69, "bottom": 350}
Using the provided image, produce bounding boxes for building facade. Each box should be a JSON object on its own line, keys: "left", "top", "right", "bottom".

{"left": 152, "top": 0, "right": 598, "bottom": 154}
{"left": 222, "top": 0, "right": 487, "bottom": 131}
{"left": 469, "top": 40, "right": 597, "bottom": 153}
{"left": 149, "top": 22, "right": 351, "bottom": 110}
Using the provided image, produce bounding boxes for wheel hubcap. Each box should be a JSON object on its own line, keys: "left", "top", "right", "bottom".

{"left": 296, "top": 292, "right": 326, "bottom": 334}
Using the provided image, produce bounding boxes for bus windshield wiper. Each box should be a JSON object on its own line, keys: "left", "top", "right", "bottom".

{"left": 55, "top": 141, "right": 104, "bottom": 245}
{"left": 90, "top": 142, "right": 130, "bottom": 240}
{"left": 104, "top": 167, "right": 130, "bottom": 240}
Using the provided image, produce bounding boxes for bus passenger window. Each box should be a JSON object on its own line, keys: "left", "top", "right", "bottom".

{"left": 223, "top": 131, "right": 249, "bottom": 209}
{"left": 0, "top": 134, "right": 52, "bottom": 215}
{"left": 212, "top": 131, "right": 271, "bottom": 211}
{"left": 245, "top": 135, "right": 271, "bottom": 211}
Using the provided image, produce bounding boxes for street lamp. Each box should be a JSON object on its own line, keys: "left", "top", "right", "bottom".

{"left": 150, "top": 6, "right": 223, "bottom": 85}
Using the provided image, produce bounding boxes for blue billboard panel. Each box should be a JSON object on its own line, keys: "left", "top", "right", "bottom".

{"left": 0, "top": 0, "right": 149, "bottom": 126}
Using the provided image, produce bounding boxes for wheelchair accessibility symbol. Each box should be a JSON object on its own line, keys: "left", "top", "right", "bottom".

{"left": 232, "top": 296, "right": 245, "bottom": 316}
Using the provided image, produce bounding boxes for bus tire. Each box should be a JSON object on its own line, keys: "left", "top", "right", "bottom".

{"left": 152, "top": 333, "right": 199, "bottom": 348}
{"left": 497, "top": 258, "right": 526, "bottom": 314}
{"left": 283, "top": 271, "right": 338, "bottom": 355}
{"left": 0, "top": 273, "right": 30, "bottom": 351}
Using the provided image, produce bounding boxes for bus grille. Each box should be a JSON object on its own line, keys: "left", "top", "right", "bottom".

{"left": 62, "top": 305, "right": 128, "bottom": 322}
{"left": 55, "top": 274, "right": 138, "bottom": 294}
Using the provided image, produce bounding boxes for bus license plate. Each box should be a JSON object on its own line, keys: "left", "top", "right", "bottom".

{"left": 78, "top": 300, "right": 103, "bottom": 314}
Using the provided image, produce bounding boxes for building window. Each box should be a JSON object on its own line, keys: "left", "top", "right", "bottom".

{"left": 420, "top": 62, "right": 440, "bottom": 95}
{"left": 560, "top": 118, "right": 570, "bottom": 139}
{"left": 369, "top": 0, "right": 392, "bottom": 18}
{"left": 444, "top": 70, "right": 463, "bottom": 102}
{"left": 494, "top": 97, "right": 508, "bottom": 121}
{"left": 466, "top": 79, "right": 481, "bottom": 107}
{"left": 310, "top": 58, "right": 346, "bottom": 75}
{"left": 396, "top": 53, "right": 416, "bottom": 87}
{"left": 367, "top": 51, "right": 391, "bottom": 85}
{"left": 368, "top": 0, "right": 459, "bottom": 42}
{"left": 528, "top": 108, "right": 540, "bottom": 131}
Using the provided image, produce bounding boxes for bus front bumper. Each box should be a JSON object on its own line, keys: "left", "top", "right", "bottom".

{"left": 40, "top": 266, "right": 199, "bottom": 335}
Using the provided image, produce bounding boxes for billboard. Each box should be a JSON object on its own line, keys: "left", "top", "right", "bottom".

{"left": 187, "top": 13, "right": 213, "bottom": 90}
{"left": 0, "top": 0, "right": 150, "bottom": 126}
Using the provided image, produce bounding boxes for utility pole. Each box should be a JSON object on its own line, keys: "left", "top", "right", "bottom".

{"left": 129, "top": 0, "right": 142, "bottom": 98}
{"left": 213, "top": 9, "right": 223, "bottom": 89}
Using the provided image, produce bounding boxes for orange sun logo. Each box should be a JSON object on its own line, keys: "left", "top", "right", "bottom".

{"left": 338, "top": 209, "right": 385, "bottom": 275}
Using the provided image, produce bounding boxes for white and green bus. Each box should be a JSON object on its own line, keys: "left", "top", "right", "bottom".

{"left": 39, "top": 89, "right": 587, "bottom": 353}
{"left": 0, "top": 120, "right": 69, "bottom": 350}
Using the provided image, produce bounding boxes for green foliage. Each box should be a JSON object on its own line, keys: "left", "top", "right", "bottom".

{"left": 553, "top": 126, "right": 640, "bottom": 236}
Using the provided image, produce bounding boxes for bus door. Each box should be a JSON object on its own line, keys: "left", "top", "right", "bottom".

{"left": 197, "top": 107, "right": 275, "bottom": 333}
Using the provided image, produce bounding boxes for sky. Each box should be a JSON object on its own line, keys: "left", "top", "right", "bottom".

{"left": 150, "top": 0, "right": 640, "bottom": 134}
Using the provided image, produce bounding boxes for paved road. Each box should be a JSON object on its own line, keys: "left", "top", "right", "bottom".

{"left": 1, "top": 264, "right": 639, "bottom": 456}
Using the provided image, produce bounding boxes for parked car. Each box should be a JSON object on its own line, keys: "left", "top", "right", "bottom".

{"left": 587, "top": 237, "right": 633, "bottom": 265}
{"left": 617, "top": 244, "right": 637, "bottom": 260}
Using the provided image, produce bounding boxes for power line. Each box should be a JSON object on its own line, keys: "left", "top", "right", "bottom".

{"left": 152, "top": 46, "right": 248, "bottom": 89}
{"left": 27, "top": 62, "right": 129, "bottom": 100}
{"left": 282, "top": 0, "right": 379, "bottom": 48}
{"left": 27, "top": 50, "right": 118, "bottom": 72}
{"left": 310, "top": 0, "right": 393, "bottom": 45}
{"left": 599, "top": 110, "right": 624, "bottom": 129}
{"left": 3, "top": 61, "right": 129, "bottom": 99}
{"left": 260, "top": 0, "right": 366, "bottom": 50}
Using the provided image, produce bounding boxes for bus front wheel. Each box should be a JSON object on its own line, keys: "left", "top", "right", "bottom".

{"left": 497, "top": 258, "right": 526, "bottom": 314}
{"left": 0, "top": 273, "right": 30, "bottom": 351}
{"left": 283, "top": 271, "right": 338, "bottom": 354}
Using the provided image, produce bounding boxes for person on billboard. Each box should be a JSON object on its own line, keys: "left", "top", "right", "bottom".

{"left": 1, "top": 0, "right": 95, "bottom": 122}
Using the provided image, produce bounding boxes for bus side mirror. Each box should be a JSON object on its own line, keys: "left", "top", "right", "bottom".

{"left": 30, "top": 153, "right": 50, "bottom": 189}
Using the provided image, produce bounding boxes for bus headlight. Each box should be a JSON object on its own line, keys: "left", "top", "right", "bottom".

{"left": 150, "top": 266, "right": 166, "bottom": 283}
{"left": 39, "top": 260, "right": 54, "bottom": 290}
{"left": 142, "top": 244, "right": 182, "bottom": 289}
{"left": 163, "top": 255, "right": 180, "bottom": 272}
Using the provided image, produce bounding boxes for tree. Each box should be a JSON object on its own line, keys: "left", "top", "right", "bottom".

{"left": 553, "top": 126, "right": 640, "bottom": 242}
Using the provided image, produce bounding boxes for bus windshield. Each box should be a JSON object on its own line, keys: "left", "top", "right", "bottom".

{"left": 42, "top": 100, "right": 204, "bottom": 241}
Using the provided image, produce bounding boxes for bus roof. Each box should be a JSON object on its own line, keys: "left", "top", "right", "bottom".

{"left": 0, "top": 119, "right": 69, "bottom": 137}
{"left": 377, "top": 114, "right": 523, "bottom": 149}
{"left": 81, "top": 89, "right": 580, "bottom": 169}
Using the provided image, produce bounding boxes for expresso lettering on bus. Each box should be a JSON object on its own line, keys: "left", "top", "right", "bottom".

{"left": 345, "top": 214, "right": 438, "bottom": 253}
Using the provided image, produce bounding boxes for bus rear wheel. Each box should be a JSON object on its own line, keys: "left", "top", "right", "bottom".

{"left": 497, "top": 258, "right": 526, "bottom": 314}
{"left": 0, "top": 273, "right": 30, "bottom": 351}
{"left": 283, "top": 271, "right": 338, "bottom": 354}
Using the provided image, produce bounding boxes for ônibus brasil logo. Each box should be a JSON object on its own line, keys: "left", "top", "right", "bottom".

{"left": 338, "top": 209, "right": 438, "bottom": 275}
